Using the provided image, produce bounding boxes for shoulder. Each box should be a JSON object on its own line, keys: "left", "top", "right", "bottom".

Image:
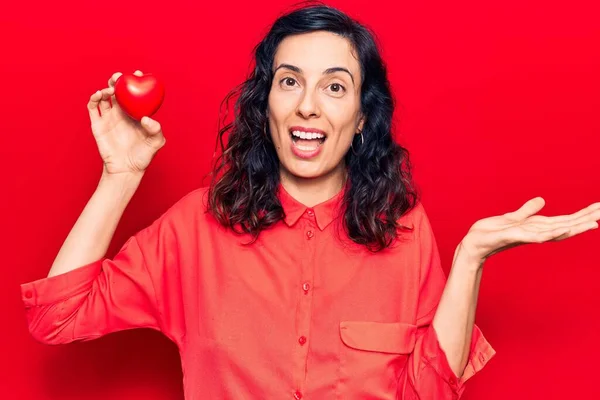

{"left": 135, "top": 186, "right": 213, "bottom": 241}
{"left": 396, "top": 200, "right": 429, "bottom": 230}
{"left": 387, "top": 201, "right": 436, "bottom": 250}
{"left": 147, "top": 186, "right": 210, "bottom": 222}
{"left": 164, "top": 186, "right": 210, "bottom": 218}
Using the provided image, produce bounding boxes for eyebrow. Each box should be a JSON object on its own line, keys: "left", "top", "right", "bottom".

{"left": 274, "top": 63, "right": 355, "bottom": 85}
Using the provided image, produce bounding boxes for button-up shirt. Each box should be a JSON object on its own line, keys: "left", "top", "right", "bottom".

{"left": 21, "top": 184, "right": 495, "bottom": 399}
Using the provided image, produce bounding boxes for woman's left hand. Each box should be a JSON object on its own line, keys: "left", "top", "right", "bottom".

{"left": 459, "top": 197, "right": 600, "bottom": 266}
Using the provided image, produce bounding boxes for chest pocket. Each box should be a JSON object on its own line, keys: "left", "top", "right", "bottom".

{"left": 337, "top": 321, "right": 417, "bottom": 400}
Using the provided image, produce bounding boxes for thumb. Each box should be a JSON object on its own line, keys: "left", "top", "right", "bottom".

{"left": 510, "top": 197, "right": 545, "bottom": 220}
{"left": 140, "top": 116, "right": 162, "bottom": 136}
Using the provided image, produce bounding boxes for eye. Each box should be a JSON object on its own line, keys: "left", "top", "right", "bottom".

{"left": 327, "top": 83, "right": 346, "bottom": 94}
{"left": 280, "top": 77, "right": 298, "bottom": 87}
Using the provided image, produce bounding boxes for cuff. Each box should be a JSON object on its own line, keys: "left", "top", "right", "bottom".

{"left": 20, "top": 259, "right": 105, "bottom": 307}
{"left": 422, "top": 324, "right": 496, "bottom": 394}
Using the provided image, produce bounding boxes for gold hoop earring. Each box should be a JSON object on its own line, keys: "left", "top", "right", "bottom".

{"left": 350, "top": 132, "right": 364, "bottom": 155}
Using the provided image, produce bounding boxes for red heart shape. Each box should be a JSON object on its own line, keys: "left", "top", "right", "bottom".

{"left": 114, "top": 73, "right": 165, "bottom": 120}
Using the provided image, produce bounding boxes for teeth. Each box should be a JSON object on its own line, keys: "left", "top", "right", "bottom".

{"left": 291, "top": 130, "right": 325, "bottom": 140}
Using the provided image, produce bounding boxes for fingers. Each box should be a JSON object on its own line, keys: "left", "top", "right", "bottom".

{"left": 570, "top": 220, "right": 599, "bottom": 236}
{"left": 98, "top": 87, "right": 115, "bottom": 114}
{"left": 140, "top": 116, "right": 166, "bottom": 149}
{"left": 511, "top": 224, "right": 570, "bottom": 244}
{"left": 141, "top": 116, "right": 163, "bottom": 136}
{"left": 87, "top": 88, "right": 114, "bottom": 119}
{"left": 108, "top": 72, "right": 122, "bottom": 88}
{"left": 108, "top": 70, "right": 144, "bottom": 87}
{"left": 545, "top": 226, "right": 572, "bottom": 242}
{"left": 558, "top": 206, "right": 600, "bottom": 229}
{"left": 108, "top": 70, "right": 143, "bottom": 108}
{"left": 518, "top": 201, "right": 600, "bottom": 228}
{"left": 530, "top": 203, "right": 600, "bottom": 234}
{"left": 520, "top": 217, "right": 598, "bottom": 244}
{"left": 548, "top": 202, "right": 600, "bottom": 224}
{"left": 90, "top": 70, "right": 146, "bottom": 120}
{"left": 548, "top": 220, "right": 598, "bottom": 242}
{"left": 549, "top": 214, "right": 600, "bottom": 236}
{"left": 87, "top": 90, "right": 103, "bottom": 112}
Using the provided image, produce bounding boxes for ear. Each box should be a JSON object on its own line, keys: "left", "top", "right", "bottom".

{"left": 357, "top": 115, "right": 365, "bottom": 133}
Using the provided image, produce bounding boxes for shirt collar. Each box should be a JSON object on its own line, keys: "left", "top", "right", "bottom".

{"left": 277, "top": 183, "right": 346, "bottom": 231}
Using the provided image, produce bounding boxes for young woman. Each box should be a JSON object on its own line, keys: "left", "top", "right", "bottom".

{"left": 20, "top": 4, "right": 600, "bottom": 400}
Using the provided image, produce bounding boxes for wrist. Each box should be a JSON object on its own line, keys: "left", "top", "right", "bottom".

{"left": 98, "top": 171, "right": 144, "bottom": 198}
{"left": 454, "top": 240, "right": 486, "bottom": 273}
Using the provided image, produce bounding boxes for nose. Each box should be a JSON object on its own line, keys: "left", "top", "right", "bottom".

{"left": 296, "top": 89, "right": 320, "bottom": 119}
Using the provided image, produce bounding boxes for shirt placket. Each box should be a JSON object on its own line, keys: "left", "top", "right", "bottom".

{"left": 291, "top": 208, "right": 317, "bottom": 400}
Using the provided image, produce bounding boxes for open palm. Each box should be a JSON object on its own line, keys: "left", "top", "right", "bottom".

{"left": 461, "top": 197, "right": 600, "bottom": 262}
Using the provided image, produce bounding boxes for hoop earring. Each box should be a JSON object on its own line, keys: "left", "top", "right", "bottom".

{"left": 350, "top": 132, "right": 364, "bottom": 156}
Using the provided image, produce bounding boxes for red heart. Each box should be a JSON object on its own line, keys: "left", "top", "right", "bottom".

{"left": 114, "top": 73, "right": 165, "bottom": 120}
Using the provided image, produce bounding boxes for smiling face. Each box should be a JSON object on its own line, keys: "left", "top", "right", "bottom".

{"left": 267, "top": 30, "right": 364, "bottom": 183}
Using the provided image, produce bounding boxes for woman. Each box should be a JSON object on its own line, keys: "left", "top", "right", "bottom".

{"left": 20, "top": 4, "right": 599, "bottom": 400}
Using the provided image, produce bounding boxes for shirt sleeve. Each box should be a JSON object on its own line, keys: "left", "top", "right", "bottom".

{"left": 20, "top": 207, "right": 181, "bottom": 346}
{"left": 397, "top": 203, "right": 496, "bottom": 399}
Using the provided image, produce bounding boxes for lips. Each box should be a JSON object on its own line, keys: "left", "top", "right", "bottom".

{"left": 287, "top": 126, "right": 327, "bottom": 159}
{"left": 289, "top": 126, "right": 327, "bottom": 144}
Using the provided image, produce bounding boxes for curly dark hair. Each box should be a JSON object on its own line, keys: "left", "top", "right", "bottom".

{"left": 207, "top": 2, "right": 419, "bottom": 252}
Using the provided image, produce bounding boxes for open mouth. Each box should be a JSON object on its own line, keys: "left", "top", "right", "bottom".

{"left": 289, "top": 129, "right": 327, "bottom": 151}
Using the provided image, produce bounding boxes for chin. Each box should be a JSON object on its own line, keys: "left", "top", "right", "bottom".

{"left": 283, "top": 161, "right": 325, "bottom": 180}
{"left": 288, "top": 169, "right": 323, "bottom": 180}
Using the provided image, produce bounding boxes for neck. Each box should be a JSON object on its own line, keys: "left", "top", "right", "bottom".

{"left": 280, "top": 163, "right": 347, "bottom": 207}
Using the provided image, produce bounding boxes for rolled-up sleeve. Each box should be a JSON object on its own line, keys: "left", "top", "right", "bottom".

{"left": 397, "top": 203, "right": 496, "bottom": 399}
{"left": 20, "top": 234, "right": 162, "bottom": 345}
{"left": 19, "top": 197, "right": 186, "bottom": 346}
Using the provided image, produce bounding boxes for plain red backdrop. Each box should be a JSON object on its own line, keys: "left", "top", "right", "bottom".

{"left": 1, "top": 0, "right": 599, "bottom": 398}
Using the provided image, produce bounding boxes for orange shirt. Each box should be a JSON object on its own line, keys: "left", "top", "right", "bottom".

{"left": 21, "top": 184, "right": 495, "bottom": 399}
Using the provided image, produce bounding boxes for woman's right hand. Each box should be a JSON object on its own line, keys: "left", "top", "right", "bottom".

{"left": 87, "top": 70, "right": 166, "bottom": 176}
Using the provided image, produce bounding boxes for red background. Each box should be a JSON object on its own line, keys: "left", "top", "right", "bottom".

{"left": 1, "top": 0, "right": 599, "bottom": 399}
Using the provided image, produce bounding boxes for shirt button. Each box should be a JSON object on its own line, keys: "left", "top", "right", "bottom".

{"left": 24, "top": 291, "right": 32, "bottom": 299}
{"left": 294, "top": 390, "right": 303, "bottom": 399}
{"left": 302, "top": 282, "right": 310, "bottom": 293}
{"left": 449, "top": 377, "right": 457, "bottom": 386}
{"left": 306, "top": 209, "right": 314, "bottom": 217}
{"left": 298, "top": 336, "right": 307, "bottom": 345}
{"left": 306, "top": 230, "right": 314, "bottom": 239}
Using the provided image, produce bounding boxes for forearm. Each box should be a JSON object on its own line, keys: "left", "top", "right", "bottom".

{"left": 47, "top": 172, "right": 143, "bottom": 278}
{"left": 431, "top": 242, "right": 485, "bottom": 377}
